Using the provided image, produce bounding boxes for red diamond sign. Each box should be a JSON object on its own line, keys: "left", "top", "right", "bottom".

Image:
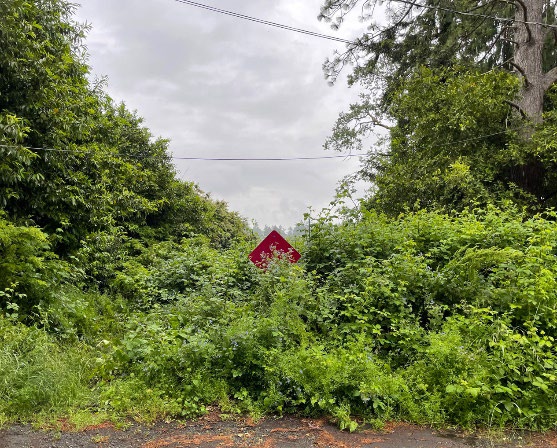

{"left": 249, "top": 230, "right": 301, "bottom": 268}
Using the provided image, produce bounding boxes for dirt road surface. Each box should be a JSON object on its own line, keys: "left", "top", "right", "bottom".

{"left": 1, "top": 415, "right": 555, "bottom": 448}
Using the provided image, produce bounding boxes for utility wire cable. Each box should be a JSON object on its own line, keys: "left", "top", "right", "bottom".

{"left": 172, "top": 0, "right": 353, "bottom": 44}
{"left": 0, "top": 126, "right": 524, "bottom": 161}
{"left": 432, "top": 127, "right": 522, "bottom": 148}
{"left": 389, "top": 0, "right": 557, "bottom": 29}
{"left": 0, "top": 144, "right": 366, "bottom": 161}
{"left": 171, "top": 0, "right": 557, "bottom": 45}
{"left": 170, "top": 0, "right": 428, "bottom": 49}
{"left": 359, "top": 127, "right": 525, "bottom": 158}
{"left": 170, "top": 154, "right": 365, "bottom": 161}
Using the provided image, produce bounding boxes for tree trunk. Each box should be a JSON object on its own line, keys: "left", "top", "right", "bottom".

{"left": 514, "top": 0, "right": 546, "bottom": 124}
{"left": 511, "top": 0, "right": 546, "bottom": 200}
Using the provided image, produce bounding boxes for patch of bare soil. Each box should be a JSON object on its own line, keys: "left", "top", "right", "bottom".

{"left": 0, "top": 414, "right": 555, "bottom": 448}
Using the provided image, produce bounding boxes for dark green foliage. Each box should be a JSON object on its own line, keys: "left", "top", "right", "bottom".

{"left": 0, "top": 215, "right": 72, "bottom": 319}
{"left": 110, "top": 238, "right": 256, "bottom": 307}
{"left": 319, "top": 0, "right": 524, "bottom": 94}
{"left": 322, "top": 0, "right": 557, "bottom": 213}
{"left": 372, "top": 68, "right": 521, "bottom": 212}
{"left": 65, "top": 206, "right": 554, "bottom": 430}
{"left": 3, "top": 203, "right": 557, "bottom": 430}
{"left": 303, "top": 206, "right": 557, "bottom": 427}
{"left": 329, "top": 66, "right": 557, "bottom": 214}
{"left": 0, "top": 0, "right": 250, "bottom": 255}
{"left": 3, "top": 0, "right": 557, "bottom": 433}
{"left": 0, "top": 0, "right": 252, "bottom": 423}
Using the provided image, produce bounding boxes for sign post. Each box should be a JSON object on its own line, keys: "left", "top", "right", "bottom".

{"left": 249, "top": 230, "right": 301, "bottom": 268}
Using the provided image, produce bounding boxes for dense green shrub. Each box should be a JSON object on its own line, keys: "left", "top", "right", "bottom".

{"left": 3, "top": 198, "right": 557, "bottom": 430}
{"left": 110, "top": 237, "right": 256, "bottom": 307}
{"left": 0, "top": 215, "right": 78, "bottom": 320}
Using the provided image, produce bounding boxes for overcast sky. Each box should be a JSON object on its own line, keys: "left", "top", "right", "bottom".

{"left": 75, "top": 0, "right": 368, "bottom": 228}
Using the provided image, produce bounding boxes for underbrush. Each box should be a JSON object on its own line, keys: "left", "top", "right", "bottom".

{"left": 0, "top": 316, "right": 94, "bottom": 423}
{"left": 2, "top": 206, "right": 557, "bottom": 430}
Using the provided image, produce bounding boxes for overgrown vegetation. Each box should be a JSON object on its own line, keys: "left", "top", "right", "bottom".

{"left": 2, "top": 0, "right": 557, "bottom": 433}
{"left": 4, "top": 206, "right": 557, "bottom": 430}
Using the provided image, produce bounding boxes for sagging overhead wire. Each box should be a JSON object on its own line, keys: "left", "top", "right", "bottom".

{"left": 378, "top": 0, "right": 557, "bottom": 29}
{"left": 172, "top": 0, "right": 353, "bottom": 44}
{"left": 0, "top": 144, "right": 366, "bottom": 161}
{"left": 0, "top": 126, "right": 525, "bottom": 162}
{"left": 171, "top": 0, "right": 557, "bottom": 47}
{"left": 170, "top": 154, "right": 366, "bottom": 161}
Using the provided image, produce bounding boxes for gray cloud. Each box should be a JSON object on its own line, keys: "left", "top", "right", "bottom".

{"left": 76, "top": 0, "right": 366, "bottom": 228}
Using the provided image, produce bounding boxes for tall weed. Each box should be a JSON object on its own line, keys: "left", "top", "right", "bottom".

{"left": 0, "top": 316, "right": 93, "bottom": 419}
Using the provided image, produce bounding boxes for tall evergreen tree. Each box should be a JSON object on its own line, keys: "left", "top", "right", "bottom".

{"left": 320, "top": 0, "right": 557, "bottom": 210}
{"left": 320, "top": 0, "right": 557, "bottom": 122}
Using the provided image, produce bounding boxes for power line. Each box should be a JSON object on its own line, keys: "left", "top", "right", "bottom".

{"left": 434, "top": 127, "right": 522, "bottom": 148}
{"left": 171, "top": 0, "right": 557, "bottom": 47}
{"left": 363, "top": 127, "right": 524, "bottom": 158}
{"left": 171, "top": 154, "right": 366, "bottom": 161}
{"left": 389, "top": 0, "right": 557, "bottom": 29}
{"left": 0, "top": 126, "right": 524, "bottom": 162}
{"left": 172, "top": 0, "right": 353, "bottom": 44}
{"left": 0, "top": 144, "right": 366, "bottom": 161}
{"left": 169, "top": 0, "right": 409, "bottom": 50}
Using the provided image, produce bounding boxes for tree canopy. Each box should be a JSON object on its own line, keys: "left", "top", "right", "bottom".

{"left": 0, "top": 0, "right": 249, "bottom": 257}
{"left": 320, "top": 0, "right": 557, "bottom": 212}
